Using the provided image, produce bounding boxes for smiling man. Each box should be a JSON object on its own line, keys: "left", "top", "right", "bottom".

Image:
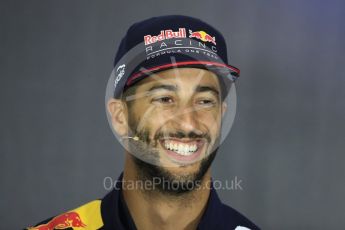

{"left": 26, "top": 15, "right": 259, "bottom": 230}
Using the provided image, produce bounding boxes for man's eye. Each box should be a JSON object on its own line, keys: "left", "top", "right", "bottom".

{"left": 196, "top": 99, "right": 216, "bottom": 107}
{"left": 152, "top": 96, "right": 174, "bottom": 104}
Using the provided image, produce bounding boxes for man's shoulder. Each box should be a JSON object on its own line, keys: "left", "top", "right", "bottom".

{"left": 25, "top": 200, "right": 104, "bottom": 230}
{"left": 219, "top": 202, "right": 260, "bottom": 230}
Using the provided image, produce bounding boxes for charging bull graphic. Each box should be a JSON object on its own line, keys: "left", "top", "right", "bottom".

{"left": 28, "top": 212, "right": 86, "bottom": 230}
{"left": 189, "top": 29, "right": 216, "bottom": 45}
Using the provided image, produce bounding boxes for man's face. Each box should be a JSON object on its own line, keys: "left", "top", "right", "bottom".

{"left": 123, "top": 67, "right": 226, "bottom": 193}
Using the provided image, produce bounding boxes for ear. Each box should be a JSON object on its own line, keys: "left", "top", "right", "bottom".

{"left": 221, "top": 101, "right": 227, "bottom": 118}
{"left": 107, "top": 98, "right": 129, "bottom": 137}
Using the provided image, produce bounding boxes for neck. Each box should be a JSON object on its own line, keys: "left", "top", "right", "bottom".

{"left": 122, "top": 153, "right": 211, "bottom": 230}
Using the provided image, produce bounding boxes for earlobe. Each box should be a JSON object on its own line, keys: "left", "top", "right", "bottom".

{"left": 107, "top": 98, "right": 128, "bottom": 136}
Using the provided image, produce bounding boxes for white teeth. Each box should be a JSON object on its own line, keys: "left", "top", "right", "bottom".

{"left": 163, "top": 140, "right": 198, "bottom": 156}
{"left": 177, "top": 144, "right": 184, "bottom": 153}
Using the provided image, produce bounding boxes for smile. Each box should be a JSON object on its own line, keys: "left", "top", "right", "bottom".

{"left": 164, "top": 140, "right": 198, "bottom": 156}
{"left": 159, "top": 139, "right": 205, "bottom": 163}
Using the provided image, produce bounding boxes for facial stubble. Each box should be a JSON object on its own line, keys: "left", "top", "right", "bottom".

{"left": 126, "top": 107, "right": 220, "bottom": 197}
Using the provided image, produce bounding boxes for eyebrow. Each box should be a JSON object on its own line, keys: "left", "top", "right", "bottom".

{"left": 146, "top": 84, "right": 219, "bottom": 96}
{"left": 195, "top": 86, "right": 219, "bottom": 96}
{"left": 147, "top": 84, "right": 177, "bottom": 92}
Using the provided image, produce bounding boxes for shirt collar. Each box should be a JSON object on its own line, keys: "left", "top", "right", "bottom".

{"left": 100, "top": 172, "right": 225, "bottom": 230}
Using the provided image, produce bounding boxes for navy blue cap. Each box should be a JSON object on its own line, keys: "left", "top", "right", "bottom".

{"left": 112, "top": 15, "right": 240, "bottom": 99}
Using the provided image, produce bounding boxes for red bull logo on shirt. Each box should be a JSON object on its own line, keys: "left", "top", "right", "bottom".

{"left": 28, "top": 212, "right": 86, "bottom": 230}
{"left": 189, "top": 29, "right": 216, "bottom": 45}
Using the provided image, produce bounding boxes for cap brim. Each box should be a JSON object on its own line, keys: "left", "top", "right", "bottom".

{"left": 122, "top": 60, "right": 239, "bottom": 101}
{"left": 126, "top": 60, "right": 240, "bottom": 87}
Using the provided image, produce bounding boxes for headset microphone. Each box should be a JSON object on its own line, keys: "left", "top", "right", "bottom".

{"left": 122, "top": 136, "right": 140, "bottom": 141}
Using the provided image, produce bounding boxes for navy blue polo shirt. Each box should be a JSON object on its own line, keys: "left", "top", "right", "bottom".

{"left": 26, "top": 173, "right": 260, "bottom": 230}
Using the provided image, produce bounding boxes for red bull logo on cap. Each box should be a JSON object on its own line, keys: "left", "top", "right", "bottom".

{"left": 144, "top": 28, "right": 187, "bottom": 45}
{"left": 189, "top": 29, "right": 216, "bottom": 45}
{"left": 28, "top": 212, "right": 86, "bottom": 230}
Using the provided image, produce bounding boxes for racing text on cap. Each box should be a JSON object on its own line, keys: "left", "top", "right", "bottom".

{"left": 143, "top": 28, "right": 218, "bottom": 60}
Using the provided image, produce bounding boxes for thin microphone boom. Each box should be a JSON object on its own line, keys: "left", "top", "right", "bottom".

{"left": 122, "top": 136, "right": 140, "bottom": 141}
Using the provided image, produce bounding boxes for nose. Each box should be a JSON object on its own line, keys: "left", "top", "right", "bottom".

{"left": 172, "top": 107, "right": 203, "bottom": 135}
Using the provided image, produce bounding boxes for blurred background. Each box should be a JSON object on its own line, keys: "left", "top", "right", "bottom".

{"left": 1, "top": 0, "right": 345, "bottom": 229}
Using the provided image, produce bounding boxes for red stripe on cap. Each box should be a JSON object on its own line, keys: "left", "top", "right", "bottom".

{"left": 126, "top": 61, "right": 240, "bottom": 86}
